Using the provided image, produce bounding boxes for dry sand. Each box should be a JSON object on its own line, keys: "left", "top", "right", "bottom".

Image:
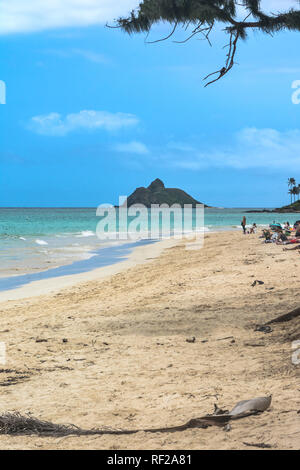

{"left": 0, "top": 231, "right": 299, "bottom": 450}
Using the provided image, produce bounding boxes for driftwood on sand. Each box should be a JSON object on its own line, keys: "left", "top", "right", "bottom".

{"left": 266, "top": 307, "right": 300, "bottom": 325}
{"left": 0, "top": 396, "right": 272, "bottom": 437}
{"left": 254, "top": 306, "right": 300, "bottom": 341}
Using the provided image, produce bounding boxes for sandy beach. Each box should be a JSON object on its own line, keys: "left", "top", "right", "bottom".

{"left": 0, "top": 231, "right": 299, "bottom": 450}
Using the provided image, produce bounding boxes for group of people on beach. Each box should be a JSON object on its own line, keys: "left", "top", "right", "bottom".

{"left": 262, "top": 220, "right": 300, "bottom": 251}
{"left": 241, "top": 216, "right": 300, "bottom": 251}
{"left": 241, "top": 216, "right": 257, "bottom": 235}
{"left": 241, "top": 216, "right": 300, "bottom": 252}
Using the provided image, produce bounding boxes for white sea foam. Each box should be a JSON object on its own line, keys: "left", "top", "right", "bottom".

{"left": 19, "top": 237, "right": 26, "bottom": 241}
{"left": 35, "top": 239, "right": 48, "bottom": 245}
{"left": 62, "top": 246, "right": 92, "bottom": 252}
{"left": 76, "top": 231, "right": 95, "bottom": 238}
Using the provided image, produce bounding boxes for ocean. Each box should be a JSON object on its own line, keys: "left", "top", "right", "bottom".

{"left": 0, "top": 207, "right": 298, "bottom": 284}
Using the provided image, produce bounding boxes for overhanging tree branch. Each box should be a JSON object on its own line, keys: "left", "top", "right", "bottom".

{"left": 110, "top": 0, "right": 300, "bottom": 86}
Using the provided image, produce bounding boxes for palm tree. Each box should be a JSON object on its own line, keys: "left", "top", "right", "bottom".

{"left": 292, "top": 187, "right": 298, "bottom": 203}
{"left": 288, "top": 178, "right": 296, "bottom": 204}
{"left": 288, "top": 177, "right": 296, "bottom": 189}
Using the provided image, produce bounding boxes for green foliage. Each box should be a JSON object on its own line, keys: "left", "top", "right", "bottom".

{"left": 277, "top": 200, "right": 300, "bottom": 212}
{"left": 116, "top": 0, "right": 300, "bottom": 36}
{"left": 117, "top": 1, "right": 237, "bottom": 34}
{"left": 113, "top": 1, "right": 300, "bottom": 84}
{"left": 287, "top": 178, "right": 299, "bottom": 204}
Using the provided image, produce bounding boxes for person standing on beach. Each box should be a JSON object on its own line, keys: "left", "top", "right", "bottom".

{"left": 241, "top": 216, "right": 246, "bottom": 234}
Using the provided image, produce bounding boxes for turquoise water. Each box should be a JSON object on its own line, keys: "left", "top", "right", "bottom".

{"left": 0, "top": 207, "right": 298, "bottom": 278}
{"left": 0, "top": 240, "right": 156, "bottom": 292}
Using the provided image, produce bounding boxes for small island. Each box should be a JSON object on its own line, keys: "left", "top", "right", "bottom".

{"left": 123, "top": 178, "right": 208, "bottom": 208}
{"left": 246, "top": 177, "right": 300, "bottom": 213}
{"left": 273, "top": 200, "right": 300, "bottom": 213}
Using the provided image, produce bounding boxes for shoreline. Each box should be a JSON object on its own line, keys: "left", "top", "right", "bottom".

{"left": 2, "top": 205, "right": 299, "bottom": 285}
{"left": 0, "top": 223, "right": 293, "bottom": 302}
{"left": 0, "top": 225, "right": 257, "bottom": 284}
{"left": 0, "top": 237, "right": 178, "bottom": 302}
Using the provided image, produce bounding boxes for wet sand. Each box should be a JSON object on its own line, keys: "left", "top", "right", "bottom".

{"left": 0, "top": 231, "right": 299, "bottom": 450}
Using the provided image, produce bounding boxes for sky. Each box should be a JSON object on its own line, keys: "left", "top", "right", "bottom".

{"left": 1, "top": 0, "right": 300, "bottom": 207}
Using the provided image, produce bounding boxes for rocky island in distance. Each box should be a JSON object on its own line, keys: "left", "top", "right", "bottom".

{"left": 120, "top": 178, "right": 209, "bottom": 208}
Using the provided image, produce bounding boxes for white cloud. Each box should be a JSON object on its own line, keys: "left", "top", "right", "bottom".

{"left": 165, "top": 128, "right": 300, "bottom": 171}
{"left": 0, "top": 0, "right": 139, "bottom": 35}
{"left": 28, "top": 110, "right": 139, "bottom": 136}
{"left": 46, "top": 48, "right": 110, "bottom": 64}
{"left": 1, "top": 1, "right": 298, "bottom": 35}
{"left": 114, "top": 141, "right": 149, "bottom": 154}
{"left": 167, "top": 141, "right": 196, "bottom": 153}
{"left": 72, "top": 49, "right": 109, "bottom": 64}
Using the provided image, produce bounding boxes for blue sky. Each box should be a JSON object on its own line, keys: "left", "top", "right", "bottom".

{"left": 1, "top": 0, "right": 300, "bottom": 207}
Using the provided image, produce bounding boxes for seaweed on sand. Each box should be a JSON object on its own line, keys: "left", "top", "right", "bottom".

{"left": 0, "top": 413, "right": 102, "bottom": 437}
{"left": 0, "top": 396, "right": 272, "bottom": 437}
